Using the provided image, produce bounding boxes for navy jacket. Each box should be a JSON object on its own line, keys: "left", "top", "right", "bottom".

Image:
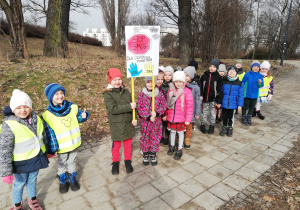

{"left": 221, "top": 77, "right": 244, "bottom": 109}
{"left": 200, "top": 70, "right": 223, "bottom": 104}
{"left": 242, "top": 70, "right": 264, "bottom": 99}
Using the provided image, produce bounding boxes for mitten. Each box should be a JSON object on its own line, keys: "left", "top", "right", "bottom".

{"left": 2, "top": 175, "right": 13, "bottom": 184}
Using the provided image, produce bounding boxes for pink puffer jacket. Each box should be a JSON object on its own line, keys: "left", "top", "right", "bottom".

{"left": 166, "top": 87, "right": 193, "bottom": 123}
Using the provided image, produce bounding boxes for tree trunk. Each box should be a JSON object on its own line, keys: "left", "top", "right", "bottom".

{"left": 178, "top": 0, "right": 192, "bottom": 65}
{"left": 0, "top": 0, "right": 29, "bottom": 59}
{"left": 44, "top": 0, "right": 71, "bottom": 57}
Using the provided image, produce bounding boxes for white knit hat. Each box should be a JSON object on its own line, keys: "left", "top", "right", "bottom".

{"left": 10, "top": 89, "right": 32, "bottom": 112}
{"left": 260, "top": 61, "right": 271, "bottom": 70}
{"left": 163, "top": 66, "right": 174, "bottom": 75}
{"left": 172, "top": 71, "right": 186, "bottom": 82}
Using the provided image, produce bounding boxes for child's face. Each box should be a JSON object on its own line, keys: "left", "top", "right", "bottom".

{"left": 260, "top": 68, "right": 269, "bottom": 74}
{"left": 157, "top": 74, "right": 164, "bottom": 87}
{"left": 252, "top": 66, "right": 260, "bottom": 72}
{"left": 13, "top": 105, "right": 31, "bottom": 119}
{"left": 235, "top": 63, "right": 242, "bottom": 68}
{"left": 52, "top": 90, "right": 64, "bottom": 105}
{"left": 111, "top": 77, "right": 122, "bottom": 89}
{"left": 228, "top": 70, "right": 237, "bottom": 78}
{"left": 146, "top": 80, "right": 153, "bottom": 90}
{"left": 219, "top": 71, "right": 225, "bottom": 77}
{"left": 185, "top": 73, "right": 191, "bottom": 83}
{"left": 209, "top": 65, "right": 217, "bottom": 72}
{"left": 174, "top": 81, "right": 184, "bottom": 89}
{"left": 164, "top": 72, "right": 172, "bottom": 82}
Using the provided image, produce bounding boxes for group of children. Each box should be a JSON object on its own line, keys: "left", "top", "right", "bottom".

{"left": 0, "top": 58, "right": 274, "bottom": 209}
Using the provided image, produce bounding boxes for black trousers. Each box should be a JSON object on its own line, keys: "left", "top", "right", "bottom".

{"left": 242, "top": 98, "right": 257, "bottom": 116}
{"left": 222, "top": 108, "right": 235, "bottom": 126}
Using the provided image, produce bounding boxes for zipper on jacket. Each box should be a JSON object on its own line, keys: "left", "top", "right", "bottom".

{"left": 172, "top": 100, "right": 176, "bottom": 123}
{"left": 206, "top": 73, "right": 212, "bottom": 101}
{"left": 228, "top": 82, "right": 232, "bottom": 108}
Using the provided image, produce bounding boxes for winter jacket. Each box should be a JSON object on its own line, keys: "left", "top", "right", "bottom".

{"left": 161, "top": 81, "right": 172, "bottom": 98}
{"left": 200, "top": 70, "right": 223, "bottom": 104}
{"left": 221, "top": 77, "right": 244, "bottom": 109}
{"left": 166, "top": 86, "right": 193, "bottom": 123}
{"left": 242, "top": 70, "right": 264, "bottom": 99}
{"left": 102, "top": 85, "right": 136, "bottom": 141}
{"left": 186, "top": 81, "right": 201, "bottom": 123}
{"left": 192, "top": 74, "right": 201, "bottom": 88}
{"left": 0, "top": 112, "right": 49, "bottom": 177}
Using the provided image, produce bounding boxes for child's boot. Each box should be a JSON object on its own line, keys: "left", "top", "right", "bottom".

{"left": 219, "top": 126, "right": 227, "bottom": 136}
{"left": 160, "top": 137, "right": 164, "bottom": 145}
{"left": 124, "top": 160, "right": 133, "bottom": 173}
{"left": 27, "top": 196, "right": 42, "bottom": 210}
{"left": 167, "top": 145, "right": 175, "bottom": 156}
{"left": 184, "top": 138, "right": 190, "bottom": 149}
{"left": 247, "top": 115, "right": 252, "bottom": 125}
{"left": 227, "top": 126, "right": 233, "bottom": 137}
{"left": 252, "top": 109, "right": 257, "bottom": 117}
{"left": 174, "top": 149, "right": 183, "bottom": 160}
{"left": 9, "top": 202, "right": 23, "bottom": 210}
{"left": 200, "top": 125, "right": 207, "bottom": 134}
{"left": 163, "top": 137, "right": 169, "bottom": 146}
{"left": 242, "top": 116, "right": 248, "bottom": 126}
{"left": 149, "top": 152, "right": 158, "bottom": 166}
{"left": 143, "top": 152, "right": 150, "bottom": 166}
{"left": 257, "top": 111, "right": 265, "bottom": 120}
{"left": 57, "top": 173, "right": 69, "bottom": 194}
{"left": 112, "top": 162, "right": 119, "bottom": 175}
{"left": 68, "top": 172, "right": 80, "bottom": 191}
{"left": 207, "top": 125, "right": 215, "bottom": 134}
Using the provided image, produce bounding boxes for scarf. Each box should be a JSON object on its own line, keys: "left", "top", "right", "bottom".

{"left": 228, "top": 76, "right": 238, "bottom": 81}
{"left": 47, "top": 100, "right": 73, "bottom": 116}
{"left": 142, "top": 87, "right": 159, "bottom": 97}
{"left": 167, "top": 83, "right": 185, "bottom": 111}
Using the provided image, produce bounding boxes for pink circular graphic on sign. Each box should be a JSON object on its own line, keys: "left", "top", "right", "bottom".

{"left": 127, "top": 34, "right": 151, "bottom": 54}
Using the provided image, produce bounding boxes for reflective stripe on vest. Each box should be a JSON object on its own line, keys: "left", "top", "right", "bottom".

{"left": 5, "top": 116, "right": 45, "bottom": 161}
{"left": 259, "top": 76, "right": 273, "bottom": 97}
{"left": 42, "top": 104, "right": 81, "bottom": 153}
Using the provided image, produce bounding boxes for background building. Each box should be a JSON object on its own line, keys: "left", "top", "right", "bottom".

{"left": 83, "top": 28, "right": 112, "bottom": 47}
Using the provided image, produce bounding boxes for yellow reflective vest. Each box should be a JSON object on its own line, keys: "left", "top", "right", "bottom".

{"left": 42, "top": 104, "right": 81, "bottom": 153}
{"left": 259, "top": 76, "right": 273, "bottom": 97}
{"left": 5, "top": 116, "right": 45, "bottom": 161}
{"left": 237, "top": 72, "right": 245, "bottom": 82}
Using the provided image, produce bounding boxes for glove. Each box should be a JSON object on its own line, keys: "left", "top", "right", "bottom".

{"left": 267, "top": 94, "right": 273, "bottom": 101}
{"left": 2, "top": 175, "right": 13, "bottom": 184}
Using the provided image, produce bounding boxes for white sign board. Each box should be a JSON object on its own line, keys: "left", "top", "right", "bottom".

{"left": 125, "top": 26, "right": 160, "bottom": 78}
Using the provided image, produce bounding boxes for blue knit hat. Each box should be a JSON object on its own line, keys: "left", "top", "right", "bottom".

{"left": 44, "top": 83, "right": 65, "bottom": 102}
{"left": 250, "top": 60, "right": 260, "bottom": 70}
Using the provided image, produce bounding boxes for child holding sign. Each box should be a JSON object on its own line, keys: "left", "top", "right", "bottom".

{"left": 137, "top": 76, "right": 167, "bottom": 166}
{"left": 102, "top": 68, "right": 137, "bottom": 175}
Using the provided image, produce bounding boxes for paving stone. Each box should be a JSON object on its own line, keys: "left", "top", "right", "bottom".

{"left": 39, "top": 191, "right": 63, "bottom": 207}
{"left": 0, "top": 182, "right": 11, "bottom": 195}
{"left": 61, "top": 184, "right": 87, "bottom": 201}
{"left": 276, "top": 139, "right": 295, "bottom": 148}
{"left": 193, "top": 191, "right": 225, "bottom": 209}
{"left": 125, "top": 171, "right": 152, "bottom": 188}
{"left": 239, "top": 147, "right": 261, "bottom": 158}
{"left": 270, "top": 144, "right": 291, "bottom": 153}
{"left": 263, "top": 149, "right": 285, "bottom": 159}
{"left": 0, "top": 194, "right": 8, "bottom": 209}
{"left": 77, "top": 148, "right": 93, "bottom": 158}
{"left": 58, "top": 196, "right": 89, "bottom": 210}
{"left": 226, "top": 140, "right": 248, "bottom": 150}
{"left": 234, "top": 167, "right": 261, "bottom": 182}
{"left": 229, "top": 153, "right": 253, "bottom": 164}
{"left": 91, "top": 202, "right": 114, "bottom": 210}
{"left": 178, "top": 201, "right": 204, "bottom": 210}
{"left": 142, "top": 165, "right": 169, "bottom": 180}
{"left": 141, "top": 197, "right": 171, "bottom": 210}
{"left": 219, "top": 158, "right": 243, "bottom": 171}
{"left": 151, "top": 176, "right": 178, "bottom": 193}
{"left": 254, "top": 154, "right": 278, "bottom": 166}
{"left": 199, "top": 142, "right": 217, "bottom": 153}
{"left": 207, "top": 164, "right": 233, "bottom": 179}
{"left": 83, "top": 187, "right": 112, "bottom": 207}
{"left": 207, "top": 150, "right": 229, "bottom": 161}
{"left": 167, "top": 168, "right": 194, "bottom": 184}
{"left": 178, "top": 179, "right": 207, "bottom": 198}
{"left": 160, "top": 187, "right": 191, "bottom": 209}
{"left": 177, "top": 153, "right": 196, "bottom": 165}
{"left": 219, "top": 144, "right": 239, "bottom": 155}
{"left": 255, "top": 138, "right": 275, "bottom": 146}
{"left": 244, "top": 160, "right": 271, "bottom": 174}
{"left": 222, "top": 175, "right": 251, "bottom": 191}
{"left": 209, "top": 182, "right": 239, "bottom": 201}
{"left": 111, "top": 192, "right": 141, "bottom": 210}
{"left": 132, "top": 184, "right": 161, "bottom": 203}
{"left": 83, "top": 174, "right": 107, "bottom": 191}
{"left": 107, "top": 180, "right": 134, "bottom": 196}
{"left": 80, "top": 164, "right": 102, "bottom": 180}
{"left": 36, "top": 178, "right": 58, "bottom": 195}
{"left": 182, "top": 162, "right": 206, "bottom": 175}
{"left": 249, "top": 142, "right": 269, "bottom": 153}
{"left": 195, "top": 156, "right": 219, "bottom": 168}
{"left": 194, "top": 171, "right": 221, "bottom": 188}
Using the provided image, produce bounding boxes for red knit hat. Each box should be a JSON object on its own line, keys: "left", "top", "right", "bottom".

{"left": 107, "top": 68, "right": 123, "bottom": 83}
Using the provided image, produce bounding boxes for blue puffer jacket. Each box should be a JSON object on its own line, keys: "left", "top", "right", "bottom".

{"left": 242, "top": 70, "right": 264, "bottom": 99}
{"left": 221, "top": 77, "right": 244, "bottom": 109}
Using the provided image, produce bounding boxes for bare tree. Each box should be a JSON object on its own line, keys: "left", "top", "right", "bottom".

{"left": 0, "top": 0, "right": 29, "bottom": 58}
{"left": 98, "top": 0, "right": 115, "bottom": 48}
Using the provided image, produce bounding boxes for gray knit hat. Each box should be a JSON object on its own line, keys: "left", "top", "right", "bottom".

{"left": 218, "top": 64, "right": 227, "bottom": 73}
{"left": 183, "top": 66, "right": 196, "bottom": 79}
{"left": 145, "top": 76, "right": 157, "bottom": 83}
{"left": 163, "top": 66, "right": 174, "bottom": 75}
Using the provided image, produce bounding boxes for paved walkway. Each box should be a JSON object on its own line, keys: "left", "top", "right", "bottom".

{"left": 1, "top": 61, "right": 300, "bottom": 210}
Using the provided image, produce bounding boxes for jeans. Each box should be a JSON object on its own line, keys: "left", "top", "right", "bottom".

{"left": 13, "top": 170, "right": 39, "bottom": 204}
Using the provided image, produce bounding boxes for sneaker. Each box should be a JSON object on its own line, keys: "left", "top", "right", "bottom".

{"left": 227, "top": 126, "right": 233, "bottom": 137}
{"left": 167, "top": 146, "right": 175, "bottom": 156}
{"left": 27, "top": 197, "right": 42, "bottom": 210}
{"left": 124, "top": 160, "right": 133, "bottom": 173}
{"left": 9, "top": 202, "right": 23, "bottom": 210}
{"left": 149, "top": 152, "right": 158, "bottom": 166}
{"left": 200, "top": 125, "right": 207, "bottom": 133}
{"left": 174, "top": 149, "right": 183, "bottom": 160}
{"left": 143, "top": 152, "right": 150, "bottom": 166}
{"left": 219, "top": 126, "right": 227, "bottom": 136}
{"left": 207, "top": 125, "right": 215, "bottom": 134}
{"left": 68, "top": 172, "right": 80, "bottom": 191}
{"left": 57, "top": 173, "right": 69, "bottom": 194}
{"left": 112, "top": 162, "right": 119, "bottom": 175}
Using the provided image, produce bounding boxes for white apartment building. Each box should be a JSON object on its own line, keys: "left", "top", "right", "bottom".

{"left": 83, "top": 28, "right": 112, "bottom": 47}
